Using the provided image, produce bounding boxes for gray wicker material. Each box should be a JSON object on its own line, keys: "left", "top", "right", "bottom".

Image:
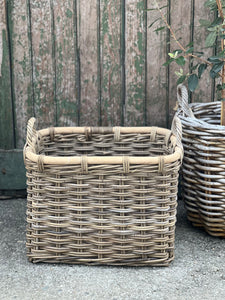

{"left": 177, "top": 84, "right": 225, "bottom": 237}
{"left": 24, "top": 118, "right": 182, "bottom": 266}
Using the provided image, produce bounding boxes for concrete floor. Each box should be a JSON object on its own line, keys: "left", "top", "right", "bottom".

{"left": 0, "top": 198, "right": 225, "bottom": 300}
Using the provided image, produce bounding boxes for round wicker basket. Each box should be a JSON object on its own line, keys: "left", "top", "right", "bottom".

{"left": 177, "top": 84, "right": 225, "bottom": 237}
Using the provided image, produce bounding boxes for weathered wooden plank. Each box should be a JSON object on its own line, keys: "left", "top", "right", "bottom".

{"left": 168, "top": 0, "right": 192, "bottom": 126}
{"left": 9, "top": 0, "right": 33, "bottom": 148}
{"left": 100, "top": 0, "right": 122, "bottom": 126}
{"left": 53, "top": 0, "right": 78, "bottom": 126}
{"left": 146, "top": 0, "right": 168, "bottom": 128}
{"left": 192, "top": 0, "right": 214, "bottom": 103}
{"left": 0, "top": 150, "right": 26, "bottom": 190}
{"left": 0, "top": 0, "right": 14, "bottom": 149}
{"left": 30, "top": 0, "right": 56, "bottom": 128}
{"left": 124, "top": 0, "right": 146, "bottom": 126}
{"left": 78, "top": 0, "right": 99, "bottom": 126}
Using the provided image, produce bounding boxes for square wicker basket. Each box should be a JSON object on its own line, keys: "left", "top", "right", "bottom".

{"left": 23, "top": 117, "right": 183, "bottom": 266}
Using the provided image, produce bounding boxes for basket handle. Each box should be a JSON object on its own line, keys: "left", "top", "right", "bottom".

{"left": 26, "top": 117, "right": 37, "bottom": 147}
{"left": 177, "top": 84, "right": 195, "bottom": 118}
{"left": 23, "top": 117, "right": 37, "bottom": 162}
{"left": 171, "top": 115, "right": 183, "bottom": 159}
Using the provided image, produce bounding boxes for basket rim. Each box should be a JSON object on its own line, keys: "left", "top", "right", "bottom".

{"left": 179, "top": 114, "right": 225, "bottom": 132}
{"left": 179, "top": 101, "right": 225, "bottom": 131}
{"left": 25, "top": 126, "right": 183, "bottom": 165}
{"left": 189, "top": 101, "right": 220, "bottom": 108}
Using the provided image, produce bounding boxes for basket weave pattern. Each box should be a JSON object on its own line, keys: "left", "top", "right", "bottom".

{"left": 177, "top": 85, "right": 225, "bottom": 237}
{"left": 24, "top": 119, "right": 182, "bottom": 266}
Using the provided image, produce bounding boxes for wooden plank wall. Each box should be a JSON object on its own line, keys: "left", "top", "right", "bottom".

{"left": 0, "top": 0, "right": 14, "bottom": 149}
{"left": 0, "top": 0, "right": 215, "bottom": 149}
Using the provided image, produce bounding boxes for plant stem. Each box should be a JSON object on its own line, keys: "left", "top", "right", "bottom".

{"left": 154, "top": 0, "right": 186, "bottom": 52}
{"left": 216, "top": 0, "right": 224, "bottom": 21}
{"left": 154, "top": 0, "right": 222, "bottom": 76}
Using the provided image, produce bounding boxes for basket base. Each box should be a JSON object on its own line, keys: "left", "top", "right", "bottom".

{"left": 187, "top": 214, "right": 225, "bottom": 238}
{"left": 28, "top": 256, "right": 173, "bottom": 267}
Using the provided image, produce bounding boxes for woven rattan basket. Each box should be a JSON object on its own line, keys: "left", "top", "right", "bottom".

{"left": 177, "top": 84, "right": 225, "bottom": 238}
{"left": 24, "top": 117, "right": 183, "bottom": 266}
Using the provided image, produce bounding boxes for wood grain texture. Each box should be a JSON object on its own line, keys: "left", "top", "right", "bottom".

{"left": 78, "top": 0, "right": 99, "bottom": 126}
{"left": 125, "top": 0, "right": 146, "bottom": 126}
{"left": 53, "top": 0, "right": 78, "bottom": 126}
{"left": 1, "top": 0, "right": 221, "bottom": 152}
{"left": 0, "top": 0, "right": 14, "bottom": 149}
{"left": 10, "top": 0, "right": 33, "bottom": 148}
{"left": 169, "top": 0, "right": 192, "bottom": 125}
{"left": 146, "top": 0, "right": 168, "bottom": 128}
{"left": 30, "top": 0, "right": 55, "bottom": 128}
{"left": 100, "top": 0, "right": 122, "bottom": 126}
{"left": 192, "top": 0, "right": 214, "bottom": 103}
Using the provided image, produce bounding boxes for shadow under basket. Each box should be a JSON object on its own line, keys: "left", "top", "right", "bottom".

{"left": 177, "top": 84, "right": 225, "bottom": 238}
{"left": 24, "top": 117, "right": 183, "bottom": 266}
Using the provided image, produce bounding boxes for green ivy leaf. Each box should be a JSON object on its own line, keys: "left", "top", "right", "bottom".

{"left": 163, "top": 58, "right": 174, "bottom": 66}
{"left": 198, "top": 64, "right": 207, "bottom": 78}
{"left": 207, "top": 26, "right": 219, "bottom": 32}
{"left": 148, "top": 18, "right": 161, "bottom": 28}
{"left": 177, "top": 75, "right": 186, "bottom": 85}
{"left": 186, "top": 47, "right": 194, "bottom": 54}
{"left": 199, "top": 19, "right": 211, "bottom": 27}
{"left": 191, "top": 64, "right": 199, "bottom": 71}
{"left": 212, "top": 62, "right": 224, "bottom": 73}
{"left": 210, "top": 62, "right": 224, "bottom": 78}
{"left": 188, "top": 74, "right": 198, "bottom": 92}
{"left": 175, "top": 56, "right": 186, "bottom": 66}
{"left": 154, "top": 26, "right": 165, "bottom": 33}
{"left": 217, "top": 83, "right": 225, "bottom": 91}
{"left": 210, "top": 17, "right": 223, "bottom": 27}
{"left": 204, "top": 0, "right": 218, "bottom": 10}
{"left": 159, "top": 5, "right": 169, "bottom": 10}
{"left": 208, "top": 56, "right": 222, "bottom": 63}
{"left": 205, "top": 31, "right": 217, "bottom": 47}
{"left": 193, "top": 51, "right": 204, "bottom": 57}
{"left": 185, "top": 41, "right": 194, "bottom": 48}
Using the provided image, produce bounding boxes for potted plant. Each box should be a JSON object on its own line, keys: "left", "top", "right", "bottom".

{"left": 150, "top": 0, "right": 225, "bottom": 237}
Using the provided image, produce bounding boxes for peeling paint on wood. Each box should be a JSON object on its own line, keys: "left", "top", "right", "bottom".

{"left": 10, "top": 0, "right": 33, "bottom": 148}
{"left": 53, "top": 0, "right": 78, "bottom": 126}
{"left": 100, "top": 0, "right": 122, "bottom": 126}
{"left": 30, "top": 0, "right": 55, "bottom": 127}
{"left": 125, "top": 0, "right": 146, "bottom": 126}
{"left": 192, "top": 0, "right": 214, "bottom": 103}
{"left": 169, "top": 0, "right": 192, "bottom": 125}
{"left": 0, "top": 0, "right": 218, "bottom": 151}
{"left": 78, "top": 0, "right": 99, "bottom": 126}
{"left": 0, "top": 0, "right": 14, "bottom": 149}
{"left": 146, "top": 0, "right": 168, "bottom": 128}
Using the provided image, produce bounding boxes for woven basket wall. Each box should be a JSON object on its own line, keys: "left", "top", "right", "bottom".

{"left": 177, "top": 84, "right": 225, "bottom": 238}
{"left": 24, "top": 118, "right": 183, "bottom": 266}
